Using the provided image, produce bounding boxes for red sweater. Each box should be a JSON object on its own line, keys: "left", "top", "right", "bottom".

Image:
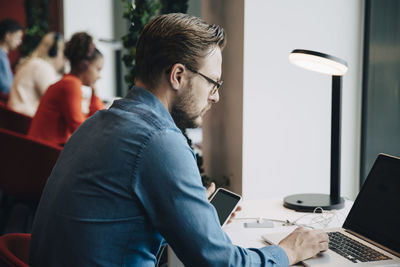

{"left": 28, "top": 74, "right": 104, "bottom": 146}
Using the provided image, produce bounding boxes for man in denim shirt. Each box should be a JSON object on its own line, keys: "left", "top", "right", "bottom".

{"left": 30, "top": 13, "right": 328, "bottom": 266}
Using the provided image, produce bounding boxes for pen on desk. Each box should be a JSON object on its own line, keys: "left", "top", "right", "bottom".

{"left": 261, "top": 236, "right": 273, "bottom": 245}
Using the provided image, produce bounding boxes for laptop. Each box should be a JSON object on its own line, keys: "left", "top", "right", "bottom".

{"left": 262, "top": 153, "right": 400, "bottom": 266}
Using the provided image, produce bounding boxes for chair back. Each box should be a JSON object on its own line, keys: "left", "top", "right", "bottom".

{"left": 0, "top": 233, "right": 30, "bottom": 267}
{"left": 0, "top": 92, "right": 8, "bottom": 106}
{"left": 0, "top": 106, "right": 32, "bottom": 135}
{"left": 0, "top": 128, "right": 62, "bottom": 202}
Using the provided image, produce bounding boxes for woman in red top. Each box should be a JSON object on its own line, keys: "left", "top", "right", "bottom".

{"left": 28, "top": 32, "right": 104, "bottom": 146}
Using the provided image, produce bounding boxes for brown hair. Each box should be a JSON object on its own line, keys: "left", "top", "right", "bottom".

{"left": 135, "top": 13, "right": 226, "bottom": 88}
{"left": 32, "top": 32, "right": 63, "bottom": 59}
{"left": 64, "top": 32, "right": 102, "bottom": 68}
{"left": 16, "top": 32, "right": 64, "bottom": 71}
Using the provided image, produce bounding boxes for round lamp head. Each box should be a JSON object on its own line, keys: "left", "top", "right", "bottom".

{"left": 289, "top": 49, "right": 348, "bottom": 76}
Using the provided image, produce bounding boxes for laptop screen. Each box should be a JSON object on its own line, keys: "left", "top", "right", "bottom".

{"left": 343, "top": 154, "right": 400, "bottom": 254}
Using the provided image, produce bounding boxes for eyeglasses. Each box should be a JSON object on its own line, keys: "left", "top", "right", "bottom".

{"left": 185, "top": 65, "right": 223, "bottom": 95}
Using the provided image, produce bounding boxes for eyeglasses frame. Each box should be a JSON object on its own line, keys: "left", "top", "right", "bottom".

{"left": 185, "top": 65, "right": 223, "bottom": 95}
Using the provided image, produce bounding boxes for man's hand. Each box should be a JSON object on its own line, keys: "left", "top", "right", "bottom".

{"left": 278, "top": 227, "right": 329, "bottom": 265}
{"left": 225, "top": 205, "right": 242, "bottom": 224}
{"left": 205, "top": 182, "right": 242, "bottom": 225}
{"left": 206, "top": 182, "right": 216, "bottom": 199}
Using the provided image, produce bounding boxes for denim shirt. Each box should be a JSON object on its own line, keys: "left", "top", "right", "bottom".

{"left": 30, "top": 87, "right": 289, "bottom": 267}
{"left": 0, "top": 48, "right": 13, "bottom": 94}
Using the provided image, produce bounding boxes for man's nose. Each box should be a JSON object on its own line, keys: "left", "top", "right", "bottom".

{"left": 209, "top": 91, "right": 219, "bottom": 103}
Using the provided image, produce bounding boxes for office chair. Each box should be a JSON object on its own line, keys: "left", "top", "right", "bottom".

{"left": 0, "top": 106, "right": 32, "bottom": 135}
{"left": 0, "top": 233, "right": 30, "bottom": 267}
{"left": 0, "top": 92, "right": 8, "bottom": 106}
{"left": 0, "top": 128, "right": 62, "bottom": 233}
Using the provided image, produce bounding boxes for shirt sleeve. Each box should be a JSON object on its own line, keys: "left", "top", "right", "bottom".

{"left": 59, "top": 81, "right": 87, "bottom": 133}
{"left": 133, "top": 128, "right": 289, "bottom": 267}
{"left": 0, "top": 54, "right": 13, "bottom": 94}
{"left": 88, "top": 92, "right": 104, "bottom": 116}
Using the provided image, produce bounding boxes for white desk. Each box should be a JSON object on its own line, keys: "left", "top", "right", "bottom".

{"left": 169, "top": 198, "right": 353, "bottom": 267}
{"left": 224, "top": 198, "right": 352, "bottom": 249}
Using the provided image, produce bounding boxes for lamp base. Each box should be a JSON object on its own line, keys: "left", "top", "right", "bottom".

{"left": 283, "top": 193, "right": 345, "bottom": 212}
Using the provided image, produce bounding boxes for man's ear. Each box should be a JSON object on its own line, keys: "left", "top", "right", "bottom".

{"left": 169, "top": 63, "right": 186, "bottom": 91}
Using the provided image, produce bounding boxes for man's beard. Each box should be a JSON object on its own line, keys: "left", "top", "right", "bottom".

{"left": 171, "top": 85, "right": 210, "bottom": 130}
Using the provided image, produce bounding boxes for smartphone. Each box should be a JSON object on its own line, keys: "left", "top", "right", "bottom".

{"left": 209, "top": 188, "right": 241, "bottom": 227}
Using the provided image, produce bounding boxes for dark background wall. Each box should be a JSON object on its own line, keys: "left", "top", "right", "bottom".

{"left": 361, "top": 0, "right": 400, "bottom": 184}
{"left": 0, "top": 0, "right": 62, "bottom": 70}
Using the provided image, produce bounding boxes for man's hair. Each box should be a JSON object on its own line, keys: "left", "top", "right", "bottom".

{"left": 0, "top": 18, "right": 23, "bottom": 41}
{"left": 135, "top": 13, "right": 226, "bottom": 88}
{"left": 64, "top": 32, "right": 102, "bottom": 68}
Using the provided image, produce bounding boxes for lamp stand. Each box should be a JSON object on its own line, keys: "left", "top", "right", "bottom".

{"left": 283, "top": 75, "right": 345, "bottom": 212}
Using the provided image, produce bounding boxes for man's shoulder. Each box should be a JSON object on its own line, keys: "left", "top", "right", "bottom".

{"left": 110, "top": 98, "right": 177, "bottom": 133}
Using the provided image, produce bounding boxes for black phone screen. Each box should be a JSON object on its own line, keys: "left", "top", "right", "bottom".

{"left": 210, "top": 189, "right": 241, "bottom": 226}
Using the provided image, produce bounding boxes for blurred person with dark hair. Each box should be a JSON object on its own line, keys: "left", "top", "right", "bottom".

{"left": 8, "top": 32, "right": 66, "bottom": 116}
{"left": 28, "top": 32, "right": 104, "bottom": 146}
{"left": 0, "top": 18, "right": 23, "bottom": 95}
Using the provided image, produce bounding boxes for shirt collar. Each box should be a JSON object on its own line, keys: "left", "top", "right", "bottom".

{"left": 124, "top": 86, "right": 176, "bottom": 126}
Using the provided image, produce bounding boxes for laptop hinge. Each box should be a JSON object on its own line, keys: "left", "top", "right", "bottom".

{"left": 344, "top": 229, "right": 400, "bottom": 258}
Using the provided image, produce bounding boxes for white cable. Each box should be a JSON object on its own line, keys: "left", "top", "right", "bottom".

{"left": 234, "top": 207, "right": 342, "bottom": 229}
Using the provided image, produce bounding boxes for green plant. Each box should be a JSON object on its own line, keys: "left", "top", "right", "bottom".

{"left": 20, "top": 0, "right": 50, "bottom": 57}
{"left": 121, "top": 0, "right": 190, "bottom": 89}
{"left": 160, "top": 0, "right": 188, "bottom": 13}
{"left": 121, "top": 0, "right": 162, "bottom": 89}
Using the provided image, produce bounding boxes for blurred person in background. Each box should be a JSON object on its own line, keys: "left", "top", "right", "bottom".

{"left": 28, "top": 32, "right": 104, "bottom": 146}
{"left": 8, "top": 32, "right": 66, "bottom": 116}
{"left": 0, "top": 18, "right": 23, "bottom": 97}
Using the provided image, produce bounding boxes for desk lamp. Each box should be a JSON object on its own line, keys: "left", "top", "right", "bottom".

{"left": 283, "top": 49, "right": 348, "bottom": 212}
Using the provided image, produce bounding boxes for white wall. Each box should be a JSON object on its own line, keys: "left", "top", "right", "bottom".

{"left": 63, "top": 0, "right": 115, "bottom": 101}
{"left": 242, "top": 0, "right": 364, "bottom": 200}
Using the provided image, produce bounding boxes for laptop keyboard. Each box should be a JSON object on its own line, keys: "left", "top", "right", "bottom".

{"left": 328, "top": 232, "right": 391, "bottom": 263}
